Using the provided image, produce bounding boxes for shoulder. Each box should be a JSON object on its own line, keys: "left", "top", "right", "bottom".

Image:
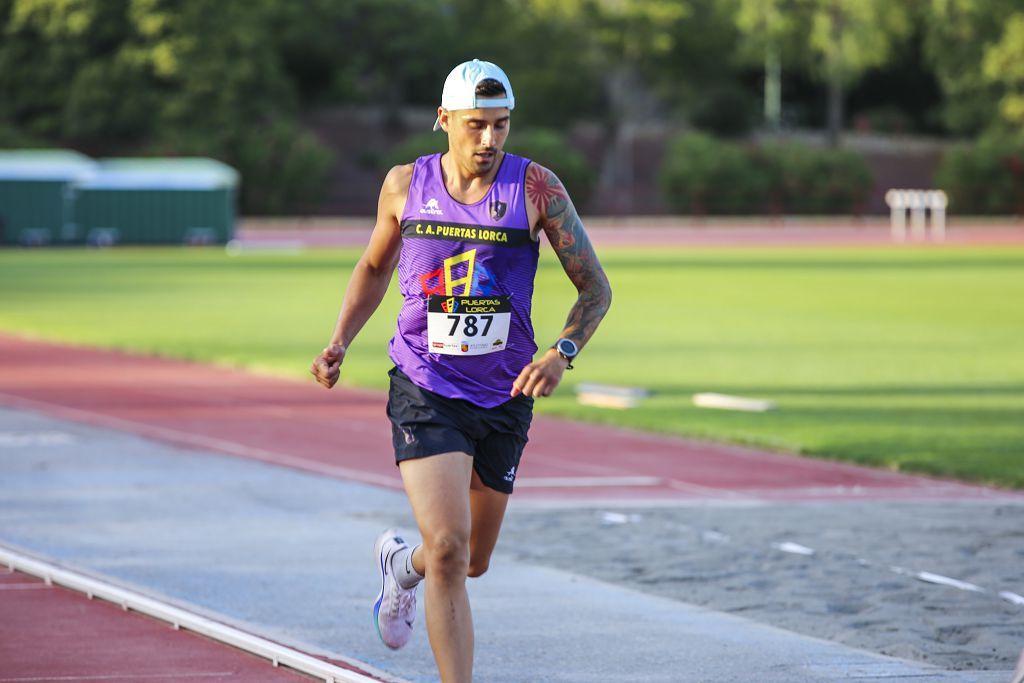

{"left": 377, "top": 163, "right": 415, "bottom": 223}
{"left": 524, "top": 163, "right": 569, "bottom": 216}
{"left": 382, "top": 163, "right": 415, "bottom": 196}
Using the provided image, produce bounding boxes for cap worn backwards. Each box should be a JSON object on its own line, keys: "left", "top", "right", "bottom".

{"left": 432, "top": 59, "right": 515, "bottom": 132}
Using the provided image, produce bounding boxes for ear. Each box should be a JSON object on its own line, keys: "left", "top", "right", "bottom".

{"left": 437, "top": 107, "right": 449, "bottom": 132}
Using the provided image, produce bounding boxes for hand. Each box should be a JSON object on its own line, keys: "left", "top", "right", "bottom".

{"left": 310, "top": 343, "right": 346, "bottom": 389}
{"left": 511, "top": 348, "right": 569, "bottom": 398}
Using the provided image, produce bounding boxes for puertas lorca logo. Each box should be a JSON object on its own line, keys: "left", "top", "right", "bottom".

{"left": 488, "top": 197, "right": 507, "bottom": 221}
{"left": 441, "top": 297, "right": 459, "bottom": 313}
{"left": 420, "top": 197, "right": 444, "bottom": 215}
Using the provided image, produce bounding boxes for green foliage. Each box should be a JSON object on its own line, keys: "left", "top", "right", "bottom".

{"left": 660, "top": 133, "right": 872, "bottom": 214}
{"left": 756, "top": 143, "right": 873, "bottom": 214}
{"left": 0, "top": 121, "right": 47, "bottom": 148}
{"left": 232, "top": 121, "right": 334, "bottom": 216}
{"left": 935, "top": 131, "right": 1024, "bottom": 215}
{"left": 659, "top": 133, "right": 768, "bottom": 214}
{"left": 923, "top": 0, "right": 1020, "bottom": 135}
{"left": 1, "top": 0, "right": 1021, "bottom": 212}
{"left": 982, "top": 12, "right": 1024, "bottom": 127}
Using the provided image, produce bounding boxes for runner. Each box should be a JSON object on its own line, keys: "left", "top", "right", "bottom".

{"left": 311, "top": 59, "right": 611, "bottom": 683}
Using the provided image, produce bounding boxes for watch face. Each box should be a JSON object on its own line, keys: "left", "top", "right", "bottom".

{"left": 557, "top": 339, "right": 578, "bottom": 357}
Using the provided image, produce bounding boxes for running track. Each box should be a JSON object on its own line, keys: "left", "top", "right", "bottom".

{"left": 1, "top": 333, "right": 1017, "bottom": 506}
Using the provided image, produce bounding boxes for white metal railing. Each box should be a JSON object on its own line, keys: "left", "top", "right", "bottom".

{"left": 0, "top": 543, "right": 392, "bottom": 683}
{"left": 884, "top": 189, "right": 948, "bottom": 243}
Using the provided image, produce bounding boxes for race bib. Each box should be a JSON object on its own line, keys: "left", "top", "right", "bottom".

{"left": 427, "top": 295, "right": 511, "bottom": 356}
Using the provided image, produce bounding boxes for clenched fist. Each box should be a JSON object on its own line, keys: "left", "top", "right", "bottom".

{"left": 310, "top": 344, "right": 346, "bottom": 389}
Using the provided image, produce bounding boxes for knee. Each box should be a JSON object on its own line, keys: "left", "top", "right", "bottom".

{"left": 424, "top": 532, "right": 470, "bottom": 579}
{"left": 467, "top": 557, "right": 489, "bottom": 578}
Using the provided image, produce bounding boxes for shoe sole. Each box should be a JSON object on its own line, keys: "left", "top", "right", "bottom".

{"left": 373, "top": 529, "right": 399, "bottom": 649}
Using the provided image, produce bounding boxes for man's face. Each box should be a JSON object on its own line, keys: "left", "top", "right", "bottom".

{"left": 439, "top": 105, "right": 510, "bottom": 176}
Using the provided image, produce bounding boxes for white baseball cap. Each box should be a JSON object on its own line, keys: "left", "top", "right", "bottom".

{"left": 432, "top": 59, "right": 515, "bottom": 131}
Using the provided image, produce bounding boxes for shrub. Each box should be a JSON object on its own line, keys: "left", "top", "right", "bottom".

{"left": 935, "top": 132, "right": 1024, "bottom": 215}
{"left": 659, "top": 133, "right": 873, "bottom": 215}
{"left": 756, "top": 144, "right": 873, "bottom": 214}
{"left": 380, "top": 127, "right": 594, "bottom": 208}
{"left": 232, "top": 121, "right": 334, "bottom": 215}
{"left": 659, "top": 132, "right": 770, "bottom": 214}
{"left": 0, "top": 122, "right": 47, "bottom": 148}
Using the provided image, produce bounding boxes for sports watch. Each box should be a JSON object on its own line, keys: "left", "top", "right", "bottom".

{"left": 553, "top": 338, "right": 578, "bottom": 370}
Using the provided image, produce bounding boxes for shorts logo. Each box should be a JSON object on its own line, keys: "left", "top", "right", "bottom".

{"left": 503, "top": 466, "right": 516, "bottom": 483}
{"left": 420, "top": 197, "right": 444, "bottom": 215}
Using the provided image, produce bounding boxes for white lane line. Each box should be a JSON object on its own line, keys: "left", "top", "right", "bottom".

{"left": 890, "top": 565, "right": 986, "bottom": 593}
{"left": 0, "top": 393, "right": 404, "bottom": 490}
{"left": 1000, "top": 591, "right": 1024, "bottom": 606}
{"left": 516, "top": 476, "right": 661, "bottom": 488}
{"left": 914, "top": 571, "right": 984, "bottom": 593}
{"left": 0, "top": 431, "right": 77, "bottom": 447}
{"left": 0, "top": 582, "right": 52, "bottom": 590}
{"left": 0, "top": 544, "right": 401, "bottom": 683}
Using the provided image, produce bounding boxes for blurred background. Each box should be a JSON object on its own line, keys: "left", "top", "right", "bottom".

{"left": 1, "top": 0, "right": 1022, "bottom": 220}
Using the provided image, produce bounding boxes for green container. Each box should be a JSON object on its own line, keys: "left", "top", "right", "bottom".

{"left": 0, "top": 150, "right": 97, "bottom": 245}
{"left": 73, "top": 158, "right": 239, "bottom": 245}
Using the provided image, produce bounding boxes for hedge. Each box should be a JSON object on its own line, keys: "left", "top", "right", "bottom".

{"left": 935, "top": 132, "right": 1024, "bottom": 215}
{"left": 660, "top": 133, "right": 873, "bottom": 215}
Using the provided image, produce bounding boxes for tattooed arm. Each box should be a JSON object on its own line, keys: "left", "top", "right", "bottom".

{"left": 511, "top": 163, "right": 612, "bottom": 398}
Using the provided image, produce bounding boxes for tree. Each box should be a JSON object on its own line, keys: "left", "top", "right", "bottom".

{"left": 922, "top": 0, "right": 1018, "bottom": 135}
{"left": 806, "top": 0, "right": 912, "bottom": 146}
{"left": 982, "top": 12, "right": 1024, "bottom": 128}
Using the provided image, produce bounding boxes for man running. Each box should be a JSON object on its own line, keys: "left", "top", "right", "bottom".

{"left": 310, "top": 59, "right": 611, "bottom": 683}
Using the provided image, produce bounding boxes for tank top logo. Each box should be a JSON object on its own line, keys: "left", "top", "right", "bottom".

{"left": 418, "top": 248, "right": 499, "bottom": 297}
{"left": 488, "top": 197, "right": 507, "bottom": 221}
{"left": 420, "top": 197, "right": 444, "bottom": 215}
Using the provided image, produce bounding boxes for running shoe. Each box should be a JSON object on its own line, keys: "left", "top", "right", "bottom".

{"left": 372, "top": 528, "right": 418, "bottom": 649}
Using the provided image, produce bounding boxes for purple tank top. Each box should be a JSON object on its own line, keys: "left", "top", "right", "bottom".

{"left": 389, "top": 152, "right": 539, "bottom": 408}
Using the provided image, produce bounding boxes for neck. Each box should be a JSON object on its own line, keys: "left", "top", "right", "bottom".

{"left": 440, "top": 150, "right": 504, "bottom": 202}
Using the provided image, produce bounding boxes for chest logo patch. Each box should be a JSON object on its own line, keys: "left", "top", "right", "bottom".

{"left": 420, "top": 197, "right": 444, "bottom": 216}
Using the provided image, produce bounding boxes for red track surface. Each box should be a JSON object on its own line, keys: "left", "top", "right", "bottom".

{"left": 1, "top": 333, "right": 1018, "bottom": 505}
{"left": 0, "top": 568, "right": 312, "bottom": 682}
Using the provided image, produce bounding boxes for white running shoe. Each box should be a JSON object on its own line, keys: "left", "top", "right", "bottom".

{"left": 373, "top": 528, "right": 418, "bottom": 649}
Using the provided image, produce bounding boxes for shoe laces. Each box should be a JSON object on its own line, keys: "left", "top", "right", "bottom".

{"left": 393, "top": 585, "right": 416, "bottom": 621}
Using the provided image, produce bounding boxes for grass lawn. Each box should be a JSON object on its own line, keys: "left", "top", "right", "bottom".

{"left": 1, "top": 244, "right": 1022, "bottom": 487}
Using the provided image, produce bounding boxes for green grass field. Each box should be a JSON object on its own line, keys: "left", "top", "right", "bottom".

{"left": 2, "top": 244, "right": 1022, "bottom": 487}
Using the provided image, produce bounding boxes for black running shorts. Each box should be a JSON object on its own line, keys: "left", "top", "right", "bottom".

{"left": 386, "top": 366, "right": 533, "bottom": 494}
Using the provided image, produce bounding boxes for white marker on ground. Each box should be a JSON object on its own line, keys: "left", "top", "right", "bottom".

{"left": 774, "top": 542, "right": 815, "bottom": 556}
{"left": 693, "top": 393, "right": 777, "bottom": 412}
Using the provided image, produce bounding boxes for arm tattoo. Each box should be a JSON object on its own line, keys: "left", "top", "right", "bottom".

{"left": 527, "top": 165, "right": 612, "bottom": 347}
